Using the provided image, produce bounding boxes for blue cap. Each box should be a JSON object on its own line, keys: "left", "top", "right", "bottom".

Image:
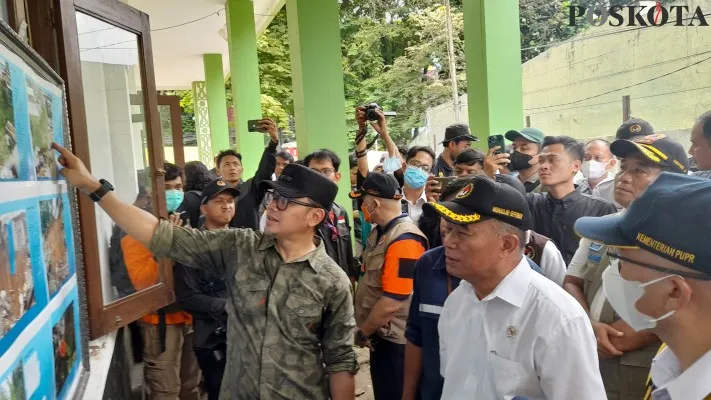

{"left": 575, "top": 173, "right": 711, "bottom": 274}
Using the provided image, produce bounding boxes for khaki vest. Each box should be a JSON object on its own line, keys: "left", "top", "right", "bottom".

{"left": 582, "top": 241, "right": 660, "bottom": 399}
{"left": 355, "top": 217, "right": 426, "bottom": 344}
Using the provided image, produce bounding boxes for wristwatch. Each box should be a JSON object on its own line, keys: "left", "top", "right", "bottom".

{"left": 89, "top": 179, "right": 114, "bottom": 202}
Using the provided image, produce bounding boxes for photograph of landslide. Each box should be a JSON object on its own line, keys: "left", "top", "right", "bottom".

{"left": 0, "top": 363, "right": 26, "bottom": 400}
{"left": 52, "top": 305, "right": 76, "bottom": 397}
{"left": 26, "top": 77, "right": 55, "bottom": 179}
{"left": 0, "top": 210, "right": 34, "bottom": 339}
{"left": 40, "top": 197, "right": 68, "bottom": 296}
{"left": 0, "top": 58, "right": 17, "bottom": 181}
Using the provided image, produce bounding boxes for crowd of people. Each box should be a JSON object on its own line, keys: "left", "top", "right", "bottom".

{"left": 52, "top": 107, "right": 711, "bottom": 400}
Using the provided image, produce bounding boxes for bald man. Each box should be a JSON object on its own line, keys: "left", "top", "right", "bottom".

{"left": 578, "top": 139, "right": 618, "bottom": 207}
{"left": 575, "top": 173, "right": 711, "bottom": 400}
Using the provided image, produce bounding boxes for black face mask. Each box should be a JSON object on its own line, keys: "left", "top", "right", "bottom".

{"left": 509, "top": 151, "right": 534, "bottom": 171}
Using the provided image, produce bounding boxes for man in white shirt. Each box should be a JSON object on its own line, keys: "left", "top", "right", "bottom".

{"left": 578, "top": 139, "right": 619, "bottom": 208}
{"left": 425, "top": 175, "right": 605, "bottom": 400}
{"left": 689, "top": 111, "right": 711, "bottom": 179}
{"left": 401, "top": 146, "right": 435, "bottom": 223}
{"left": 575, "top": 172, "right": 711, "bottom": 400}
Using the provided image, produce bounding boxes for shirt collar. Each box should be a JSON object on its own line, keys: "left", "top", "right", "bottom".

{"left": 462, "top": 257, "right": 532, "bottom": 308}
{"left": 257, "top": 234, "right": 324, "bottom": 273}
{"left": 652, "top": 346, "right": 711, "bottom": 400}
{"left": 547, "top": 188, "right": 581, "bottom": 204}
{"left": 405, "top": 189, "right": 428, "bottom": 206}
{"left": 437, "top": 155, "right": 453, "bottom": 173}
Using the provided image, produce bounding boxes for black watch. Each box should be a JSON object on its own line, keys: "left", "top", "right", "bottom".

{"left": 89, "top": 179, "right": 114, "bottom": 202}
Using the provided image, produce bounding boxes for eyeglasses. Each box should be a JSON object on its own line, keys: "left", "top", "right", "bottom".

{"left": 271, "top": 192, "right": 321, "bottom": 211}
{"left": 311, "top": 167, "right": 336, "bottom": 177}
{"left": 608, "top": 252, "right": 711, "bottom": 281}
{"left": 406, "top": 160, "right": 432, "bottom": 173}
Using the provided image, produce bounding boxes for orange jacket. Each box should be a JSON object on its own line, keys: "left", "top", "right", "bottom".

{"left": 121, "top": 235, "right": 192, "bottom": 325}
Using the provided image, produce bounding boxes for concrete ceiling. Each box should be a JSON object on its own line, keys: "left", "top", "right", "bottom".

{"left": 122, "top": 0, "right": 283, "bottom": 90}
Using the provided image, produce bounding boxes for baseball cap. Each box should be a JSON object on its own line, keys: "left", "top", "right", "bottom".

{"left": 616, "top": 118, "right": 654, "bottom": 140}
{"left": 505, "top": 127, "right": 545, "bottom": 145}
{"left": 494, "top": 173, "right": 527, "bottom": 195}
{"left": 575, "top": 173, "right": 711, "bottom": 274}
{"left": 610, "top": 133, "right": 689, "bottom": 174}
{"left": 349, "top": 173, "right": 403, "bottom": 200}
{"left": 201, "top": 179, "right": 240, "bottom": 204}
{"left": 423, "top": 175, "right": 531, "bottom": 230}
{"left": 260, "top": 163, "right": 338, "bottom": 210}
{"left": 441, "top": 124, "right": 479, "bottom": 144}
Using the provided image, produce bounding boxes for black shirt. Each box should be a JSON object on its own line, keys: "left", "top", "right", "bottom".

{"left": 526, "top": 190, "right": 617, "bottom": 265}
{"left": 229, "top": 141, "right": 277, "bottom": 229}
{"left": 431, "top": 154, "right": 454, "bottom": 177}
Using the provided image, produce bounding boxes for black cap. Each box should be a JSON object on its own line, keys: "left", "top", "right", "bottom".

{"left": 575, "top": 173, "right": 711, "bottom": 274}
{"left": 494, "top": 174, "right": 527, "bottom": 195}
{"left": 260, "top": 163, "right": 338, "bottom": 210}
{"left": 349, "top": 173, "right": 403, "bottom": 200}
{"left": 423, "top": 175, "right": 531, "bottom": 230}
{"left": 611, "top": 133, "right": 689, "bottom": 174}
{"left": 441, "top": 124, "right": 478, "bottom": 144}
{"left": 616, "top": 118, "right": 654, "bottom": 139}
{"left": 201, "top": 179, "right": 240, "bottom": 204}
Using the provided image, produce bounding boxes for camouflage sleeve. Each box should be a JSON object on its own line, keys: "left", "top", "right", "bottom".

{"left": 149, "top": 219, "right": 256, "bottom": 277}
{"left": 321, "top": 275, "right": 358, "bottom": 374}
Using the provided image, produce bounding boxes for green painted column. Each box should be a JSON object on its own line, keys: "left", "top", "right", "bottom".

{"left": 286, "top": 0, "right": 351, "bottom": 214}
{"left": 463, "top": 0, "right": 523, "bottom": 150}
{"left": 225, "top": 0, "right": 263, "bottom": 179}
{"left": 203, "top": 54, "right": 230, "bottom": 156}
{"left": 191, "top": 81, "right": 214, "bottom": 166}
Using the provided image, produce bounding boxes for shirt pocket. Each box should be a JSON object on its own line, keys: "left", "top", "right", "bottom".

{"left": 284, "top": 293, "right": 323, "bottom": 344}
{"left": 486, "top": 351, "right": 533, "bottom": 399}
{"left": 235, "top": 278, "right": 269, "bottom": 316}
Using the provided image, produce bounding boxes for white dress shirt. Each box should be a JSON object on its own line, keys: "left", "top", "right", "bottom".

{"left": 404, "top": 189, "right": 427, "bottom": 223}
{"left": 651, "top": 346, "right": 711, "bottom": 400}
{"left": 539, "top": 239, "right": 566, "bottom": 287}
{"left": 438, "top": 257, "right": 605, "bottom": 400}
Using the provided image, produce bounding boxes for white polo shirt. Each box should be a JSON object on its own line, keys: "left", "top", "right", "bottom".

{"left": 438, "top": 257, "right": 605, "bottom": 400}
{"left": 404, "top": 189, "right": 427, "bottom": 224}
{"left": 650, "top": 346, "right": 711, "bottom": 400}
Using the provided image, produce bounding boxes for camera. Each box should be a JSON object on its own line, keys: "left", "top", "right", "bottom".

{"left": 362, "top": 103, "right": 397, "bottom": 121}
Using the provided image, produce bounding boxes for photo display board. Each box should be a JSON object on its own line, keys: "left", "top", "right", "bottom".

{"left": 0, "top": 22, "right": 82, "bottom": 400}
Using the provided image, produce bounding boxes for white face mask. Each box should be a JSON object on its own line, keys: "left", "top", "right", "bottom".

{"left": 602, "top": 265, "right": 678, "bottom": 332}
{"left": 582, "top": 160, "right": 609, "bottom": 180}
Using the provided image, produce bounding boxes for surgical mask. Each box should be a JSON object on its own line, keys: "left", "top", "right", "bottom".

{"left": 582, "top": 160, "right": 609, "bottom": 180}
{"left": 404, "top": 166, "right": 428, "bottom": 189}
{"left": 382, "top": 156, "right": 402, "bottom": 174}
{"left": 361, "top": 200, "right": 378, "bottom": 223}
{"left": 602, "top": 265, "right": 678, "bottom": 332}
{"left": 165, "top": 189, "right": 184, "bottom": 213}
{"left": 509, "top": 151, "right": 534, "bottom": 171}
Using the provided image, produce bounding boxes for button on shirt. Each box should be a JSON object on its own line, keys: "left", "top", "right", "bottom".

{"left": 404, "top": 189, "right": 428, "bottom": 224}
{"left": 438, "top": 257, "right": 605, "bottom": 400}
{"left": 405, "top": 247, "right": 460, "bottom": 400}
{"left": 527, "top": 190, "right": 617, "bottom": 264}
{"left": 650, "top": 346, "right": 711, "bottom": 400}
{"left": 149, "top": 220, "right": 358, "bottom": 400}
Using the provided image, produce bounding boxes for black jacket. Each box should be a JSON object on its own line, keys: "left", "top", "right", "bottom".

{"left": 174, "top": 260, "right": 228, "bottom": 350}
{"left": 318, "top": 202, "right": 359, "bottom": 279}
{"left": 230, "top": 141, "right": 277, "bottom": 229}
{"left": 176, "top": 190, "right": 203, "bottom": 228}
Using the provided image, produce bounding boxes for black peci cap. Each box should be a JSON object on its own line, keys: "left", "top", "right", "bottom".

{"left": 423, "top": 175, "right": 531, "bottom": 230}
{"left": 260, "top": 163, "right": 338, "bottom": 210}
{"left": 616, "top": 118, "right": 654, "bottom": 140}
{"left": 349, "top": 173, "right": 403, "bottom": 200}
{"left": 201, "top": 179, "right": 240, "bottom": 204}
{"left": 611, "top": 133, "right": 689, "bottom": 174}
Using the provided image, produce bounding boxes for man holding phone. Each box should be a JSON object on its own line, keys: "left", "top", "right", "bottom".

{"left": 216, "top": 118, "right": 278, "bottom": 230}
{"left": 503, "top": 128, "right": 546, "bottom": 193}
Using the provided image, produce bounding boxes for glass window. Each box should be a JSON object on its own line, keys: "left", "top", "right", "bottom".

{"left": 75, "top": 11, "right": 163, "bottom": 304}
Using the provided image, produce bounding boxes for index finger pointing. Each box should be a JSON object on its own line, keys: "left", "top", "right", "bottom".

{"left": 51, "top": 142, "right": 71, "bottom": 155}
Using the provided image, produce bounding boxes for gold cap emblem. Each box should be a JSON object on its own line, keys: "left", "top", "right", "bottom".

{"left": 216, "top": 180, "right": 226, "bottom": 186}
{"left": 630, "top": 124, "right": 642, "bottom": 133}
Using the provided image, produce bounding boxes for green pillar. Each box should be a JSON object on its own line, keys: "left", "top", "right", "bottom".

{"left": 203, "top": 54, "right": 230, "bottom": 156}
{"left": 463, "top": 0, "right": 523, "bottom": 150}
{"left": 287, "top": 0, "right": 351, "bottom": 214}
{"left": 226, "top": 0, "right": 263, "bottom": 178}
{"left": 191, "top": 81, "right": 214, "bottom": 166}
